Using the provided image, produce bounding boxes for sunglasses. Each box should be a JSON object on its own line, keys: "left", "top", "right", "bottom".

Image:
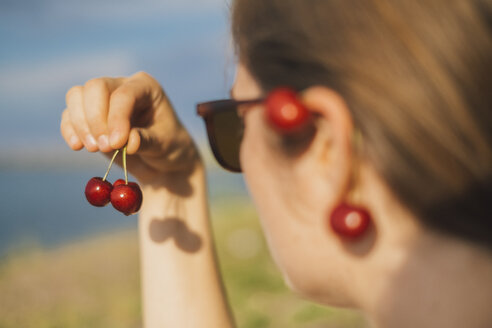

{"left": 197, "top": 97, "right": 265, "bottom": 172}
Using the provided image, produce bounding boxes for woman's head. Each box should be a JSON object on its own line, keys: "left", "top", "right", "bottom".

{"left": 230, "top": 0, "right": 492, "bottom": 305}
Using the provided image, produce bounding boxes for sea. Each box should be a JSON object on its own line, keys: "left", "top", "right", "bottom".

{"left": 0, "top": 167, "right": 248, "bottom": 258}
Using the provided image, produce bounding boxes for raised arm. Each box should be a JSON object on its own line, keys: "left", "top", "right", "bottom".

{"left": 60, "top": 72, "right": 234, "bottom": 327}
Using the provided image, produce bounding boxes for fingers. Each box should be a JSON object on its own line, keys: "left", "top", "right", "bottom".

{"left": 126, "top": 128, "right": 141, "bottom": 155}
{"left": 62, "top": 72, "right": 160, "bottom": 155}
{"left": 60, "top": 109, "right": 84, "bottom": 150}
{"left": 82, "top": 78, "right": 112, "bottom": 152}
{"left": 66, "top": 85, "right": 99, "bottom": 152}
{"left": 107, "top": 74, "right": 153, "bottom": 149}
{"left": 63, "top": 77, "right": 122, "bottom": 153}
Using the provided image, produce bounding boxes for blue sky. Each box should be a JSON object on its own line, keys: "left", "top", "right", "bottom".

{"left": 0, "top": 0, "right": 235, "bottom": 151}
{"left": 0, "top": 1, "right": 248, "bottom": 252}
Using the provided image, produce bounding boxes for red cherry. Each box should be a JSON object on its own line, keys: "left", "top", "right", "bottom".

{"left": 113, "top": 179, "right": 126, "bottom": 187}
{"left": 265, "top": 87, "right": 310, "bottom": 133}
{"left": 110, "top": 182, "right": 143, "bottom": 215}
{"left": 330, "top": 204, "right": 370, "bottom": 238}
{"left": 85, "top": 177, "right": 113, "bottom": 207}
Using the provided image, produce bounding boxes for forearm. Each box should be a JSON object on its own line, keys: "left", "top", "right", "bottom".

{"left": 138, "top": 164, "right": 234, "bottom": 328}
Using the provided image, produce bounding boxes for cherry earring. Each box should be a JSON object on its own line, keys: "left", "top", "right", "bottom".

{"left": 265, "top": 87, "right": 311, "bottom": 133}
{"left": 330, "top": 203, "right": 371, "bottom": 239}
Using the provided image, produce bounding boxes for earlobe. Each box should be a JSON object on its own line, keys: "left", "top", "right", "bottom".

{"left": 330, "top": 203, "right": 371, "bottom": 239}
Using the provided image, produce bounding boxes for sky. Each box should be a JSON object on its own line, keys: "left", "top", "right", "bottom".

{"left": 0, "top": 0, "right": 248, "bottom": 252}
{"left": 0, "top": 0, "right": 235, "bottom": 155}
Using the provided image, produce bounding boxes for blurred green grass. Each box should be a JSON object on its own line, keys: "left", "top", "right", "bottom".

{"left": 0, "top": 198, "right": 366, "bottom": 328}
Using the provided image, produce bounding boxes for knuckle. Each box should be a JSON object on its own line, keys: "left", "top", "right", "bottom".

{"left": 84, "top": 78, "right": 107, "bottom": 92}
{"left": 133, "top": 71, "right": 157, "bottom": 86}
{"left": 133, "top": 71, "right": 150, "bottom": 80}
{"left": 110, "top": 87, "right": 134, "bottom": 104}
{"left": 65, "top": 85, "right": 82, "bottom": 103}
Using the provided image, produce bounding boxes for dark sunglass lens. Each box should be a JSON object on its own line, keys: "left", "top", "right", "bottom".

{"left": 210, "top": 109, "right": 243, "bottom": 171}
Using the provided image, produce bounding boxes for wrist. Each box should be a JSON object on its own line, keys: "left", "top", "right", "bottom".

{"left": 139, "top": 159, "right": 205, "bottom": 195}
{"left": 137, "top": 160, "right": 209, "bottom": 243}
{"left": 136, "top": 149, "right": 204, "bottom": 185}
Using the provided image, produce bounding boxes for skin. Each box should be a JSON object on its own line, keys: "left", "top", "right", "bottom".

{"left": 61, "top": 64, "right": 492, "bottom": 328}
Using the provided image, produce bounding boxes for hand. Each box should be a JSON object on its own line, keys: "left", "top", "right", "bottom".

{"left": 60, "top": 71, "right": 201, "bottom": 183}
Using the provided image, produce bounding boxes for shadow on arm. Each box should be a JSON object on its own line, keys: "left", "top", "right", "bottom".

{"left": 149, "top": 217, "right": 203, "bottom": 253}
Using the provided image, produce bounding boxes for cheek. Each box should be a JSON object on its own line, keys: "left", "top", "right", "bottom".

{"left": 240, "top": 109, "right": 272, "bottom": 190}
{"left": 240, "top": 111, "right": 304, "bottom": 280}
{"left": 240, "top": 111, "right": 275, "bottom": 215}
{"left": 240, "top": 112, "right": 347, "bottom": 304}
{"left": 240, "top": 110, "right": 284, "bottom": 249}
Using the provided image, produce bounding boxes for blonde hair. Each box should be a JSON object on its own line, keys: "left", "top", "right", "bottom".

{"left": 232, "top": 0, "right": 492, "bottom": 248}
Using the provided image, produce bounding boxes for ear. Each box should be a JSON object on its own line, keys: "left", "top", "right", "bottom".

{"left": 299, "top": 86, "right": 354, "bottom": 206}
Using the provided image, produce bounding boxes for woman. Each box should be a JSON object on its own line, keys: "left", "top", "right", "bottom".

{"left": 60, "top": 0, "right": 492, "bottom": 327}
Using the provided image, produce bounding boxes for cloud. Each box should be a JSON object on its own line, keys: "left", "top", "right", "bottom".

{"left": 0, "top": 51, "right": 137, "bottom": 102}
{"left": 1, "top": 0, "right": 231, "bottom": 24}
{"left": 0, "top": 0, "right": 232, "bottom": 146}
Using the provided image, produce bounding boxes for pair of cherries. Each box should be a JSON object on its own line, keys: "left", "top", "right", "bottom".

{"left": 266, "top": 88, "right": 371, "bottom": 239}
{"left": 85, "top": 147, "right": 142, "bottom": 216}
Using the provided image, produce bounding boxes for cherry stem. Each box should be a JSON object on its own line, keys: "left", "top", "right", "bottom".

{"left": 103, "top": 149, "right": 120, "bottom": 181}
{"left": 123, "top": 146, "right": 128, "bottom": 184}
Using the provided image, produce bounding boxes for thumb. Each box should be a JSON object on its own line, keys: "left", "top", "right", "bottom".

{"left": 107, "top": 77, "right": 155, "bottom": 149}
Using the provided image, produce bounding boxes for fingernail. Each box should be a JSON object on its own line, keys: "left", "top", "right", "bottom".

{"left": 85, "top": 135, "right": 97, "bottom": 148}
{"left": 98, "top": 135, "right": 109, "bottom": 149}
{"left": 70, "top": 135, "right": 79, "bottom": 146}
{"left": 110, "top": 131, "right": 121, "bottom": 147}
